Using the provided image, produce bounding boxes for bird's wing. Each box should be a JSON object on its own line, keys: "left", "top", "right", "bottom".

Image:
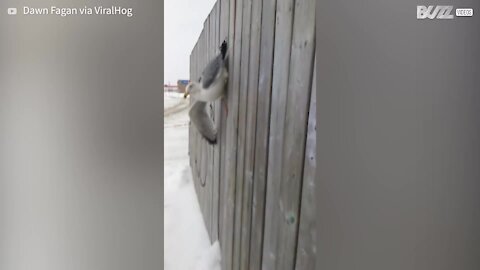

{"left": 189, "top": 101, "right": 217, "bottom": 144}
{"left": 201, "top": 55, "right": 224, "bottom": 89}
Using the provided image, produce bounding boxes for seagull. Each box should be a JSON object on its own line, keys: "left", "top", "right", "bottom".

{"left": 189, "top": 101, "right": 217, "bottom": 144}
{"left": 186, "top": 41, "right": 229, "bottom": 144}
{"left": 184, "top": 41, "right": 228, "bottom": 105}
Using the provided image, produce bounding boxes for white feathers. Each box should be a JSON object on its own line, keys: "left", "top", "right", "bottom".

{"left": 189, "top": 101, "right": 217, "bottom": 144}
{"left": 187, "top": 42, "right": 229, "bottom": 144}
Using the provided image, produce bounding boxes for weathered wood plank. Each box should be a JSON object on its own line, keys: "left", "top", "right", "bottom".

{"left": 190, "top": 44, "right": 194, "bottom": 181}
{"left": 206, "top": 2, "right": 218, "bottom": 241}
{"left": 195, "top": 36, "right": 201, "bottom": 192}
{"left": 195, "top": 38, "right": 201, "bottom": 192}
{"left": 192, "top": 39, "right": 200, "bottom": 193}
{"left": 233, "top": 0, "right": 253, "bottom": 268}
{"left": 199, "top": 25, "right": 207, "bottom": 222}
{"left": 189, "top": 46, "right": 193, "bottom": 168}
{"left": 211, "top": 9, "right": 218, "bottom": 230}
{"left": 203, "top": 13, "right": 213, "bottom": 234}
{"left": 199, "top": 32, "right": 204, "bottom": 201}
{"left": 275, "top": 0, "right": 316, "bottom": 268}
{"left": 215, "top": 0, "right": 228, "bottom": 246}
{"left": 220, "top": 0, "right": 243, "bottom": 268}
{"left": 196, "top": 47, "right": 201, "bottom": 190}
{"left": 218, "top": 0, "right": 231, "bottom": 262}
{"left": 211, "top": 0, "right": 221, "bottom": 243}
{"left": 207, "top": 6, "right": 214, "bottom": 240}
{"left": 193, "top": 41, "right": 197, "bottom": 183}
{"left": 193, "top": 32, "right": 200, "bottom": 190}
{"left": 261, "top": 0, "right": 295, "bottom": 268}
{"left": 194, "top": 30, "right": 200, "bottom": 209}
{"left": 193, "top": 33, "right": 199, "bottom": 202}
{"left": 295, "top": 54, "right": 316, "bottom": 270}
{"left": 249, "top": 0, "right": 277, "bottom": 269}
{"left": 239, "top": 0, "right": 263, "bottom": 268}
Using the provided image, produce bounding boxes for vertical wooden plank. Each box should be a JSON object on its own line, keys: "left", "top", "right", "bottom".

{"left": 212, "top": 0, "right": 222, "bottom": 243}
{"left": 267, "top": 0, "right": 316, "bottom": 268}
{"left": 233, "top": 0, "right": 253, "bottom": 268}
{"left": 197, "top": 38, "right": 201, "bottom": 190}
{"left": 200, "top": 26, "right": 205, "bottom": 205}
{"left": 189, "top": 47, "right": 193, "bottom": 168}
{"left": 218, "top": 0, "right": 231, "bottom": 261}
{"left": 249, "top": 0, "right": 277, "bottom": 269}
{"left": 194, "top": 38, "right": 200, "bottom": 192}
{"left": 192, "top": 41, "right": 199, "bottom": 170}
{"left": 239, "top": 0, "right": 262, "bottom": 268}
{"left": 192, "top": 40, "right": 199, "bottom": 193}
{"left": 191, "top": 44, "right": 194, "bottom": 170}
{"left": 203, "top": 13, "right": 209, "bottom": 239}
{"left": 206, "top": 3, "right": 217, "bottom": 240}
{"left": 211, "top": 1, "right": 218, "bottom": 243}
{"left": 194, "top": 33, "right": 200, "bottom": 206}
{"left": 213, "top": 5, "right": 219, "bottom": 236}
{"left": 189, "top": 44, "right": 193, "bottom": 181}
{"left": 193, "top": 35, "right": 198, "bottom": 190}
{"left": 196, "top": 32, "right": 202, "bottom": 194}
{"left": 206, "top": 8, "right": 213, "bottom": 241}
{"left": 202, "top": 14, "right": 211, "bottom": 233}
{"left": 221, "top": 0, "right": 243, "bottom": 267}
{"left": 196, "top": 39, "right": 201, "bottom": 189}
{"left": 261, "top": 0, "right": 295, "bottom": 268}
{"left": 203, "top": 20, "right": 207, "bottom": 227}
{"left": 198, "top": 26, "right": 206, "bottom": 220}
{"left": 295, "top": 56, "right": 316, "bottom": 270}
{"left": 193, "top": 36, "right": 199, "bottom": 197}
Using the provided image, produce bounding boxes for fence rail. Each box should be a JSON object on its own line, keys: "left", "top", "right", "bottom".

{"left": 189, "top": 0, "right": 316, "bottom": 269}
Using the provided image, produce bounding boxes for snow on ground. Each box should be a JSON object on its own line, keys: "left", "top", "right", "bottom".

{"left": 164, "top": 93, "right": 221, "bottom": 270}
{"left": 164, "top": 92, "right": 184, "bottom": 108}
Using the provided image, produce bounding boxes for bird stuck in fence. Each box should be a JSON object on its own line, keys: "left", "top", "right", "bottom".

{"left": 186, "top": 41, "right": 229, "bottom": 145}
{"left": 184, "top": 41, "right": 228, "bottom": 102}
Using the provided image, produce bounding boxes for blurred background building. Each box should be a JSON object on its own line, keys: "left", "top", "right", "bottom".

{"left": 163, "top": 79, "right": 189, "bottom": 93}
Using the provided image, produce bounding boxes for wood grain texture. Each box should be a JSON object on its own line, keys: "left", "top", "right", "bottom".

{"left": 274, "top": 0, "right": 316, "bottom": 268}
{"left": 220, "top": 0, "right": 243, "bottom": 268}
{"left": 295, "top": 55, "right": 316, "bottom": 270}
{"left": 262, "top": 0, "right": 295, "bottom": 268}
{"left": 218, "top": 0, "right": 230, "bottom": 254}
{"left": 232, "top": 0, "right": 252, "bottom": 268}
{"left": 212, "top": 0, "right": 221, "bottom": 243}
{"left": 205, "top": 4, "right": 214, "bottom": 240}
{"left": 249, "top": 0, "right": 277, "bottom": 269}
{"left": 239, "top": 0, "right": 263, "bottom": 268}
{"left": 200, "top": 23, "right": 207, "bottom": 226}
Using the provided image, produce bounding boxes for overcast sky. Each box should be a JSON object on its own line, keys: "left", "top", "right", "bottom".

{"left": 164, "top": 0, "right": 217, "bottom": 85}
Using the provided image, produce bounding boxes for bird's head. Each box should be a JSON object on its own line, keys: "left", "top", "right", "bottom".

{"left": 184, "top": 82, "right": 199, "bottom": 99}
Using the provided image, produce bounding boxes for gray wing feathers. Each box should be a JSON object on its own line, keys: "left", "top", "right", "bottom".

{"left": 189, "top": 101, "right": 217, "bottom": 143}
{"left": 201, "top": 55, "right": 224, "bottom": 89}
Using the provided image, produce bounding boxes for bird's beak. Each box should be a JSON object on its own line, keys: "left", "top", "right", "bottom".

{"left": 184, "top": 92, "right": 189, "bottom": 99}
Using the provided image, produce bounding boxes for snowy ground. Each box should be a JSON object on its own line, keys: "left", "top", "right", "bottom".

{"left": 164, "top": 93, "right": 221, "bottom": 270}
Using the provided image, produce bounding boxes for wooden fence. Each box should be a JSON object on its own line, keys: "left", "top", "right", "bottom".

{"left": 188, "top": 0, "right": 315, "bottom": 269}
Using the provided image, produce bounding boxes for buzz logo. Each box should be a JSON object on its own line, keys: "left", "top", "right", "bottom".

{"left": 417, "top": 5, "right": 454, "bottom": 19}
